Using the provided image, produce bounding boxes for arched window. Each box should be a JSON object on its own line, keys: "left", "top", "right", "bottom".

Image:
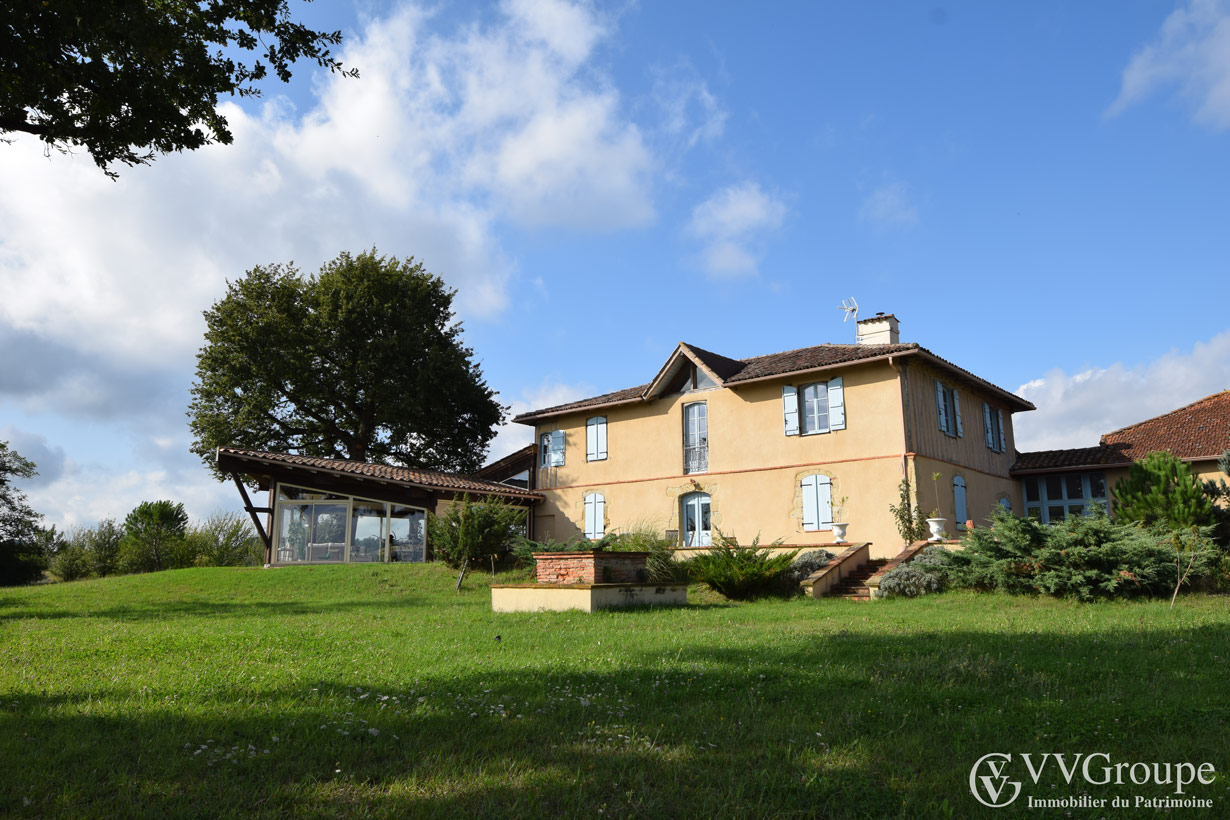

{"left": 583, "top": 493, "right": 605, "bottom": 539}
{"left": 800, "top": 474, "right": 833, "bottom": 532}
{"left": 953, "top": 476, "right": 967, "bottom": 530}
{"left": 681, "top": 492, "right": 711, "bottom": 546}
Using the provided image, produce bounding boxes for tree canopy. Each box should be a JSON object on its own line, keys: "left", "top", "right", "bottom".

{"left": 189, "top": 250, "right": 505, "bottom": 478}
{"left": 1, "top": 0, "right": 358, "bottom": 177}
{"left": 0, "top": 441, "right": 45, "bottom": 585}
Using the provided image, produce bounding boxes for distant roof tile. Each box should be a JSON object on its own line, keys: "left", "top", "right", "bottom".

{"left": 1099, "top": 390, "right": 1230, "bottom": 461}
{"left": 1011, "top": 445, "right": 1132, "bottom": 473}
{"left": 217, "top": 447, "right": 542, "bottom": 500}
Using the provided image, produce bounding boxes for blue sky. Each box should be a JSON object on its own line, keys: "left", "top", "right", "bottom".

{"left": 3, "top": 0, "right": 1230, "bottom": 528}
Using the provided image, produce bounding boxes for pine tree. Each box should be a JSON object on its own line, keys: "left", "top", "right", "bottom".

{"left": 1112, "top": 451, "right": 1214, "bottom": 530}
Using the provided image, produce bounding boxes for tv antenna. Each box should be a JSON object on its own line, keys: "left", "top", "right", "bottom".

{"left": 839, "top": 297, "right": 859, "bottom": 323}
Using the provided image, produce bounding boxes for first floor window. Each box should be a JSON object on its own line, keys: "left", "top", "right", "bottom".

{"left": 800, "top": 474, "right": 834, "bottom": 532}
{"left": 1023, "top": 471, "right": 1107, "bottom": 523}
{"left": 983, "top": 402, "right": 1006, "bottom": 452}
{"left": 681, "top": 492, "right": 711, "bottom": 546}
{"left": 953, "top": 476, "right": 967, "bottom": 530}
{"left": 783, "top": 377, "right": 846, "bottom": 436}
{"left": 584, "top": 493, "right": 605, "bottom": 539}
{"left": 586, "top": 416, "right": 607, "bottom": 461}
{"left": 540, "top": 430, "right": 565, "bottom": 467}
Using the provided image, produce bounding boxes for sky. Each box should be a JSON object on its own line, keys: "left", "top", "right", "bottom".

{"left": 3, "top": 0, "right": 1230, "bottom": 530}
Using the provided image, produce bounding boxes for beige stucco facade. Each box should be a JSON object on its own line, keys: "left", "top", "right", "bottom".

{"left": 527, "top": 355, "right": 1027, "bottom": 559}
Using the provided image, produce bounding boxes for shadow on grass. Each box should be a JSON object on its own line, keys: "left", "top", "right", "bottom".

{"left": 0, "top": 597, "right": 438, "bottom": 622}
{"left": 2, "top": 620, "right": 1228, "bottom": 819}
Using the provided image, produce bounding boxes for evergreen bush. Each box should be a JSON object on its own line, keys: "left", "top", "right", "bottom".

{"left": 686, "top": 532, "right": 797, "bottom": 601}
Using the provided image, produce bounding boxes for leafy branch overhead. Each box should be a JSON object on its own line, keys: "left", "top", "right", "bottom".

{"left": 0, "top": 0, "right": 358, "bottom": 177}
{"left": 189, "top": 249, "right": 505, "bottom": 479}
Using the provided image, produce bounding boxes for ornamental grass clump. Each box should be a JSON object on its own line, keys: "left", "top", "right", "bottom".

{"left": 877, "top": 546, "right": 952, "bottom": 598}
{"left": 686, "top": 532, "right": 797, "bottom": 601}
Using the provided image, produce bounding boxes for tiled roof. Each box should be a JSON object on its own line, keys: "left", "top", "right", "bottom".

{"left": 1011, "top": 390, "right": 1230, "bottom": 474}
{"left": 216, "top": 447, "right": 542, "bottom": 500}
{"left": 1100, "top": 390, "right": 1230, "bottom": 461}
{"left": 1011, "top": 445, "right": 1132, "bottom": 473}
{"left": 513, "top": 339, "right": 1032, "bottom": 422}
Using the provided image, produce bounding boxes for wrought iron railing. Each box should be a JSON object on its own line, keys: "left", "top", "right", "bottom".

{"left": 683, "top": 442, "right": 708, "bottom": 474}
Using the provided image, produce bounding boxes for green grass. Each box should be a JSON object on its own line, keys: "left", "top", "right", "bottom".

{"left": 1, "top": 565, "right": 1228, "bottom": 819}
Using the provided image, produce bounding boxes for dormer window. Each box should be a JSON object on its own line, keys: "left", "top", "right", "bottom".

{"left": 666, "top": 362, "right": 717, "bottom": 394}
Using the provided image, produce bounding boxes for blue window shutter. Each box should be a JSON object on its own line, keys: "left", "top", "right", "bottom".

{"left": 801, "top": 474, "right": 818, "bottom": 530}
{"left": 983, "top": 403, "right": 994, "bottom": 449}
{"left": 586, "top": 419, "right": 597, "bottom": 461}
{"left": 550, "top": 430, "right": 565, "bottom": 466}
{"left": 596, "top": 417, "right": 607, "bottom": 459}
{"left": 996, "top": 409, "right": 1006, "bottom": 453}
{"left": 934, "top": 380, "right": 947, "bottom": 432}
{"left": 829, "top": 377, "right": 845, "bottom": 430}
{"left": 818, "top": 476, "right": 833, "bottom": 527}
{"left": 953, "top": 477, "right": 967, "bottom": 527}
{"left": 782, "top": 386, "right": 799, "bottom": 436}
{"left": 953, "top": 391, "right": 963, "bottom": 437}
{"left": 584, "top": 493, "right": 604, "bottom": 539}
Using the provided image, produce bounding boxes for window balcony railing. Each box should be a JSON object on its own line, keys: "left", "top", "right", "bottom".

{"left": 684, "top": 442, "right": 708, "bottom": 474}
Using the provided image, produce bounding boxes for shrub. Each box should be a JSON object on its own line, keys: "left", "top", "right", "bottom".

{"left": 119, "top": 500, "right": 190, "bottom": 574}
{"left": 946, "top": 508, "right": 1220, "bottom": 601}
{"left": 888, "top": 478, "right": 929, "bottom": 543}
{"left": 1113, "top": 451, "right": 1215, "bottom": 530}
{"left": 81, "top": 519, "right": 124, "bottom": 577}
{"left": 427, "top": 495, "right": 526, "bottom": 569}
{"left": 50, "top": 545, "right": 94, "bottom": 582}
{"left": 686, "top": 532, "right": 797, "bottom": 601}
{"left": 186, "top": 512, "right": 263, "bottom": 567}
{"left": 781, "top": 549, "right": 834, "bottom": 589}
{"left": 879, "top": 562, "right": 945, "bottom": 598}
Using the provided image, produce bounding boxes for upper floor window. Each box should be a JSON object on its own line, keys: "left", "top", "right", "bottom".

{"left": 665, "top": 362, "right": 717, "bottom": 394}
{"left": 583, "top": 492, "right": 605, "bottom": 539}
{"left": 782, "top": 377, "right": 846, "bottom": 436}
{"left": 539, "top": 430, "right": 565, "bottom": 468}
{"left": 586, "top": 416, "right": 607, "bottom": 462}
{"left": 982, "top": 402, "right": 1006, "bottom": 453}
{"left": 683, "top": 402, "right": 708, "bottom": 474}
{"left": 800, "top": 474, "right": 834, "bottom": 532}
{"left": 935, "top": 380, "right": 963, "bottom": 437}
{"left": 1023, "top": 471, "right": 1107, "bottom": 524}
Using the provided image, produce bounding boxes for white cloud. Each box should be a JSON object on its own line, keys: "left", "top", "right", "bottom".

{"left": 0, "top": 0, "right": 659, "bottom": 527}
{"left": 650, "top": 61, "right": 728, "bottom": 151}
{"left": 858, "top": 180, "right": 918, "bottom": 227}
{"left": 686, "top": 182, "right": 787, "bottom": 277}
{"left": 1014, "top": 330, "right": 1230, "bottom": 451}
{"left": 1107, "top": 0, "right": 1230, "bottom": 128}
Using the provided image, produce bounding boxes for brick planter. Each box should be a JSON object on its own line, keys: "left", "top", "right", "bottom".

{"left": 533, "top": 551, "right": 651, "bottom": 585}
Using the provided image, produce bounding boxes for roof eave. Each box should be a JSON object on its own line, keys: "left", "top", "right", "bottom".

{"left": 512, "top": 395, "right": 646, "bottom": 425}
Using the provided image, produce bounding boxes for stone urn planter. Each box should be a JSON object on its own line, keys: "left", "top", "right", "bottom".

{"left": 831, "top": 522, "right": 849, "bottom": 544}
{"left": 926, "top": 517, "right": 947, "bottom": 542}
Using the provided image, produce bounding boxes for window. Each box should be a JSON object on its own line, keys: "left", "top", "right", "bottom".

{"left": 586, "top": 416, "right": 607, "bottom": 461}
{"left": 982, "top": 402, "right": 1006, "bottom": 453}
{"left": 583, "top": 493, "right": 605, "bottom": 539}
{"left": 273, "top": 484, "right": 426, "bottom": 564}
{"left": 800, "top": 474, "right": 834, "bottom": 532}
{"left": 681, "top": 492, "right": 711, "bottom": 546}
{"left": 953, "top": 476, "right": 967, "bottom": 531}
{"left": 539, "top": 430, "right": 565, "bottom": 467}
{"left": 1022, "top": 471, "right": 1108, "bottom": 523}
{"left": 683, "top": 402, "right": 708, "bottom": 474}
{"left": 782, "top": 377, "right": 846, "bottom": 436}
{"left": 935, "top": 380, "right": 963, "bottom": 437}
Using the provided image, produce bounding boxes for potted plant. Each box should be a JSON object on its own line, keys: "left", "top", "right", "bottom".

{"left": 926, "top": 472, "right": 946, "bottom": 541}
{"left": 831, "top": 495, "right": 850, "bottom": 544}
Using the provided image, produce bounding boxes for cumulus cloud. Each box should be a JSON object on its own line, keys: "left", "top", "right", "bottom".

{"left": 686, "top": 182, "right": 787, "bottom": 277}
{"left": 0, "top": 0, "right": 660, "bottom": 526}
{"left": 1014, "top": 330, "right": 1230, "bottom": 451}
{"left": 858, "top": 180, "right": 918, "bottom": 227}
{"left": 1107, "top": 0, "right": 1230, "bottom": 128}
{"left": 0, "top": 427, "right": 68, "bottom": 487}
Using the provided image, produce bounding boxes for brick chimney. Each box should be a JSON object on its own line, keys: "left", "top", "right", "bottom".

{"left": 855, "top": 312, "right": 900, "bottom": 345}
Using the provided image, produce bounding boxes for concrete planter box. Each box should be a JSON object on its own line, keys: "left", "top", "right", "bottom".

{"left": 491, "top": 583, "right": 688, "bottom": 613}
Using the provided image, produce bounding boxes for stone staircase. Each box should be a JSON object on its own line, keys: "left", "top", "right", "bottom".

{"left": 825, "top": 558, "right": 890, "bottom": 601}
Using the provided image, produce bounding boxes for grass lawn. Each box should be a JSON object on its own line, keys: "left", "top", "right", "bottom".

{"left": 1, "top": 564, "right": 1228, "bottom": 819}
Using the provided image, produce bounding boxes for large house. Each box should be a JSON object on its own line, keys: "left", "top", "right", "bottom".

{"left": 512, "top": 314, "right": 1034, "bottom": 559}
{"left": 1011, "top": 390, "right": 1230, "bottom": 524}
